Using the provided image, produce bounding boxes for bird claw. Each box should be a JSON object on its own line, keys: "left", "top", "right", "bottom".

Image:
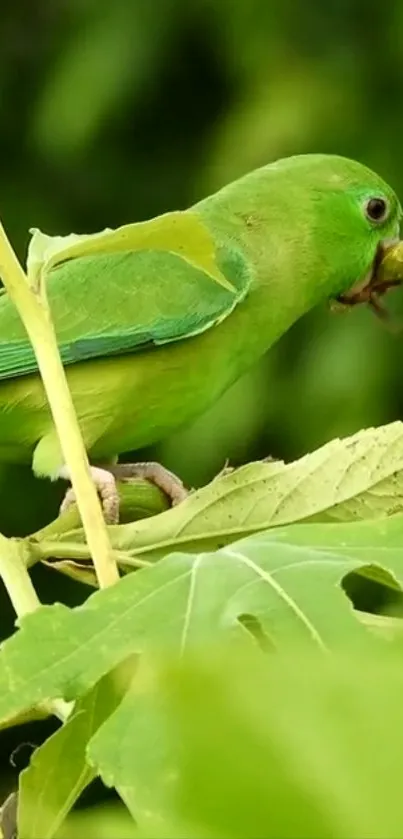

{"left": 59, "top": 466, "right": 120, "bottom": 524}
{"left": 107, "top": 461, "right": 189, "bottom": 506}
{"left": 59, "top": 461, "right": 188, "bottom": 524}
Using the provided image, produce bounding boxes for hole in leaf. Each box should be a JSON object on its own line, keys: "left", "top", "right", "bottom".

{"left": 343, "top": 565, "right": 403, "bottom": 616}
{"left": 237, "top": 613, "right": 276, "bottom": 652}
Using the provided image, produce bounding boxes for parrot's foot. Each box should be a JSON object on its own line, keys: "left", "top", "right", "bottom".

{"left": 107, "top": 461, "right": 189, "bottom": 506}
{"left": 58, "top": 462, "right": 188, "bottom": 525}
{"left": 59, "top": 465, "right": 120, "bottom": 524}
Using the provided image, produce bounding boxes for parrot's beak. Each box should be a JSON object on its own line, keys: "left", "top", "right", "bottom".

{"left": 335, "top": 238, "right": 403, "bottom": 321}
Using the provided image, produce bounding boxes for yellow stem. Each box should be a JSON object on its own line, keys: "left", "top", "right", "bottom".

{"left": 0, "top": 534, "right": 72, "bottom": 722}
{"left": 0, "top": 222, "right": 119, "bottom": 588}
{"left": 0, "top": 535, "right": 40, "bottom": 616}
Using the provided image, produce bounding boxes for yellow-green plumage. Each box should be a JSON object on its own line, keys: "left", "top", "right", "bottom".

{"left": 0, "top": 153, "right": 400, "bottom": 480}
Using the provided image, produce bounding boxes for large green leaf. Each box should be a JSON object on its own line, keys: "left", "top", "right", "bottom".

{"left": 34, "top": 421, "right": 403, "bottom": 571}
{"left": 0, "top": 531, "right": 376, "bottom": 724}
{"left": 8, "top": 479, "right": 403, "bottom": 730}
{"left": 106, "top": 421, "right": 403, "bottom": 564}
{"left": 89, "top": 644, "right": 403, "bottom": 838}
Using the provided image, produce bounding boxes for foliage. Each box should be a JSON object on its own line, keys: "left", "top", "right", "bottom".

{"left": 2, "top": 420, "right": 403, "bottom": 835}
{"left": 2, "top": 2, "right": 403, "bottom": 836}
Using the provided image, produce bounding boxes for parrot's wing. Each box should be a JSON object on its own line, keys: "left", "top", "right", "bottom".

{"left": 0, "top": 237, "right": 251, "bottom": 381}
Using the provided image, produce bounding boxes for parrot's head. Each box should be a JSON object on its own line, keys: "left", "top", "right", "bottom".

{"left": 270, "top": 154, "right": 403, "bottom": 320}
{"left": 327, "top": 159, "right": 403, "bottom": 321}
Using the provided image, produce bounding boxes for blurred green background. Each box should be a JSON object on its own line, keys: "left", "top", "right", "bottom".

{"left": 1, "top": 0, "right": 403, "bottom": 818}
{"left": 2, "top": 0, "right": 403, "bottom": 502}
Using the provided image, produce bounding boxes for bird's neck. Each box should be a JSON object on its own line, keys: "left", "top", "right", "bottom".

{"left": 196, "top": 190, "right": 327, "bottom": 365}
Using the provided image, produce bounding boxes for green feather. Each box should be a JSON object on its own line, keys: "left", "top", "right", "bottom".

{"left": 0, "top": 153, "right": 400, "bottom": 479}
{"left": 0, "top": 245, "right": 251, "bottom": 379}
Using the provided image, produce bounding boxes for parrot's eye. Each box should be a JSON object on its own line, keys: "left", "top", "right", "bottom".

{"left": 365, "top": 197, "right": 389, "bottom": 223}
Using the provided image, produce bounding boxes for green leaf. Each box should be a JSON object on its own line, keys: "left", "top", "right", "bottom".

{"left": 266, "top": 512, "right": 403, "bottom": 590}
{"left": 18, "top": 658, "right": 136, "bottom": 839}
{"left": 356, "top": 610, "right": 403, "bottom": 639}
{"left": 88, "top": 666, "right": 176, "bottom": 827}
{"left": 0, "top": 531, "right": 376, "bottom": 725}
{"left": 90, "top": 643, "right": 403, "bottom": 838}
{"left": 7, "top": 481, "right": 403, "bottom": 728}
{"left": 109, "top": 421, "right": 403, "bottom": 563}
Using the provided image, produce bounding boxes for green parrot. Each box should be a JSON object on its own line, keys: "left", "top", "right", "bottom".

{"left": 0, "top": 153, "right": 401, "bottom": 522}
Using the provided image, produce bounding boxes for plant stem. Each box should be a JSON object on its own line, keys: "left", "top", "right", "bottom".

{"left": 0, "top": 221, "right": 119, "bottom": 588}
{"left": 35, "top": 541, "right": 151, "bottom": 567}
{"left": 0, "top": 535, "right": 40, "bottom": 615}
{"left": 0, "top": 535, "right": 71, "bottom": 722}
